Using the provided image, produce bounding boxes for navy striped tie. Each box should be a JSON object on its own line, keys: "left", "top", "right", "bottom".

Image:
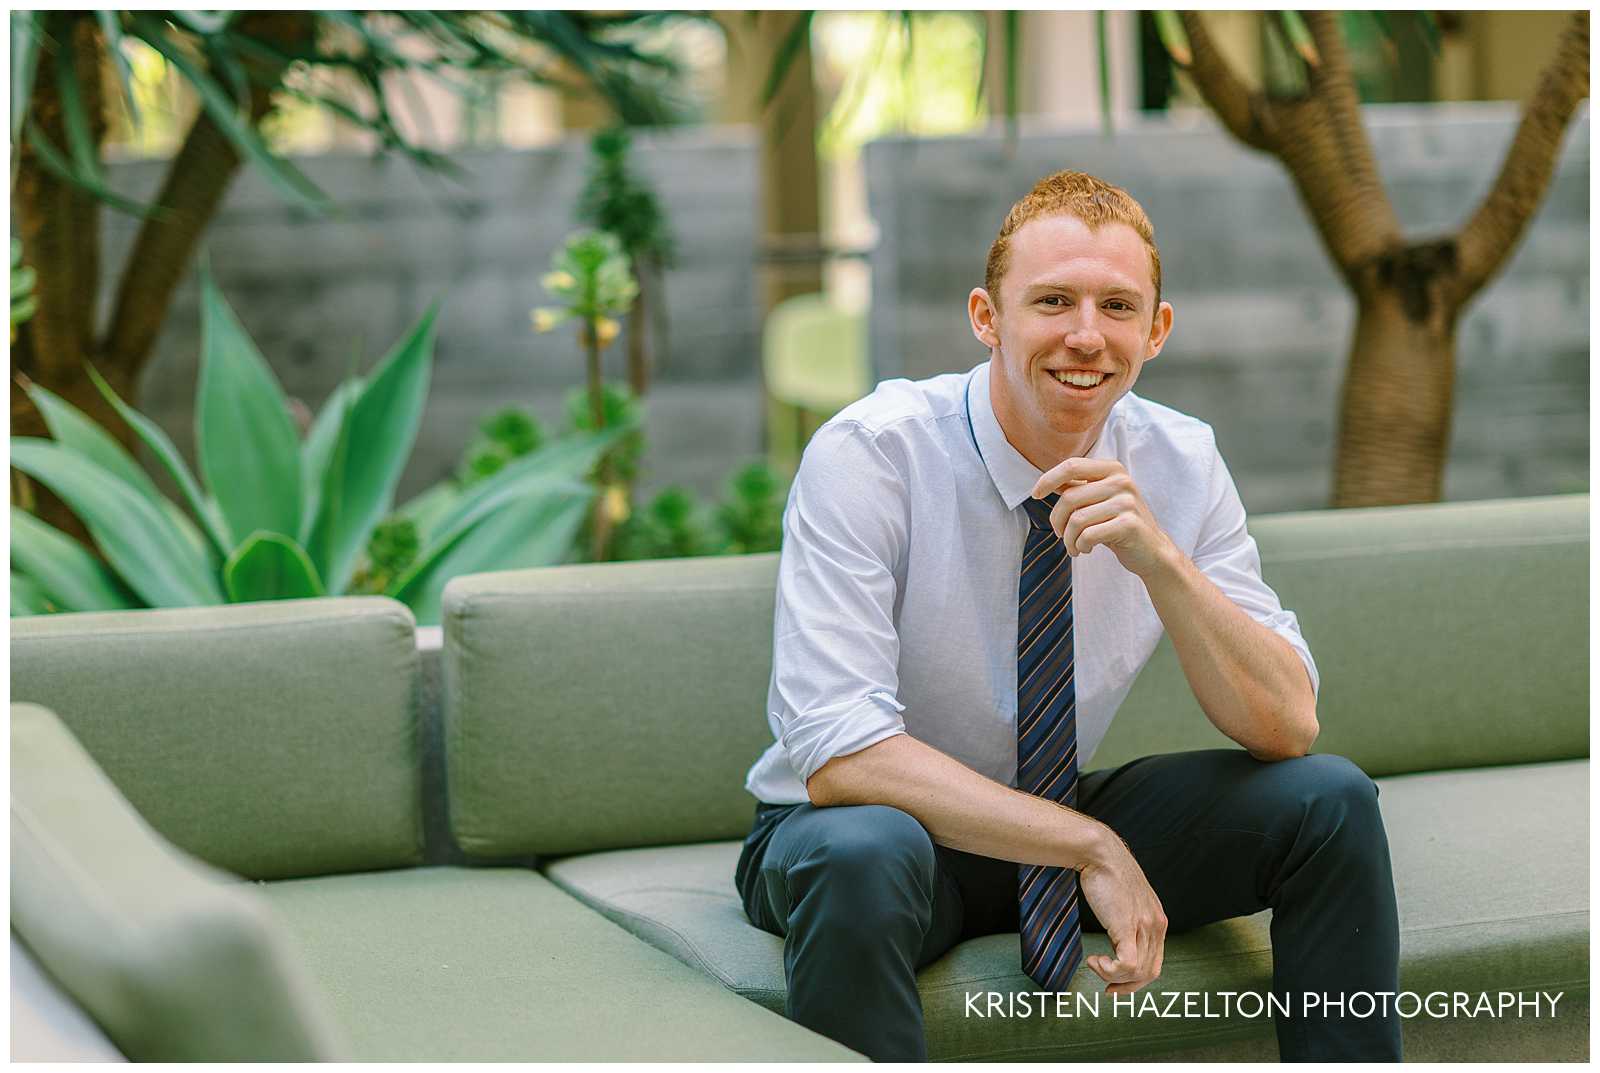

{"left": 1016, "top": 493, "right": 1084, "bottom": 992}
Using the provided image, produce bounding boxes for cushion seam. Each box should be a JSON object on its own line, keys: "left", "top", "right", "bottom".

{"left": 1263, "top": 533, "right": 1581, "bottom": 564}
{"left": 557, "top": 893, "right": 744, "bottom": 991}
{"left": 11, "top": 606, "right": 413, "bottom": 642}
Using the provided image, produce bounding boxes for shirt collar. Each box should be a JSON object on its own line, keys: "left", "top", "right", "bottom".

{"left": 967, "top": 360, "right": 1123, "bottom": 511}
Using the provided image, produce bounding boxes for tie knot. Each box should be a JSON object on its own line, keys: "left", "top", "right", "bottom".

{"left": 1023, "top": 494, "right": 1059, "bottom": 531}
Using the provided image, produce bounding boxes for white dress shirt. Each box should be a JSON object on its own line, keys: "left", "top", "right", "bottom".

{"left": 744, "top": 360, "right": 1320, "bottom": 805}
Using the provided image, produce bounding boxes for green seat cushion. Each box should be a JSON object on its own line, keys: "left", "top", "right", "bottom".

{"left": 10, "top": 597, "right": 423, "bottom": 878}
{"left": 11, "top": 703, "right": 344, "bottom": 1061}
{"left": 257, "top": 866, "right": 861, "bottom": 1061}
{"left": 1100, "top": 495, "right": 1588, "bottom": 775}
{"left": 543, "top": 760, "right": 1588, "bottom": 1060}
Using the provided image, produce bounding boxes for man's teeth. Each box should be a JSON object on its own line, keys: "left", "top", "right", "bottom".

{"left": 1053, "top": 371, "right": 1106, "bottom": 387}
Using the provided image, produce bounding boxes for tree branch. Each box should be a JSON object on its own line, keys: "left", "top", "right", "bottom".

{"left": 1265, "top": 12, "right": 1402, "bottom": 285}
{"left": 1454, "top": 11, "right": 1590, "bottom": 307}
{"left": 1179, "top": 12, "right": 1276, "bottom": 152}
{"left": 98, "top": 12, "right": 315, "bottom": 380}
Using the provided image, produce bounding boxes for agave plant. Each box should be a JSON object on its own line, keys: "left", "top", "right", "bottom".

{"left": 10, "top": 269, "right": 619, "bottom": 624}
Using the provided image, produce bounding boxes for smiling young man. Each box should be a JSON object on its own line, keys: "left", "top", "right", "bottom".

{"left": 735, "top": 171, "right": 1402, "bottom": 1061}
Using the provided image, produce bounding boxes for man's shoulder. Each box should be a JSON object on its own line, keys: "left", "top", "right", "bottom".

{"left": 831, "top": 368, "right": 970, "bottom": 433}
{"left": 818, "top": 369, "right": 971, "bottom": 448}
{"left": 1117, "top": 390, "right": 1220, "bottom": 461}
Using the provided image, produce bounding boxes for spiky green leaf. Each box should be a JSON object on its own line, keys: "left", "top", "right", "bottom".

{"left": 85, "top": 364, "right": 231, "bottom": 555}
{"left": 23, "top": 379, "right": 164, "bottom": 504}
{"left": 223, "top": 530, "right": 326, "bottom": 602}
{"left": 196, "top": 266, "right": 303, "bottom": 546}
{"left": 10, "top": 438, "right": 223, "bottom": 607}
{"left": 306, "top": 303, "right": 439, "bottom": 593}
{"left": 10, "top": 506, "right": 140, "bottom": 612}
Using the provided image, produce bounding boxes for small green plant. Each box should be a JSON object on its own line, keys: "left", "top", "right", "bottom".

{"left": 577, "top": 126, "right": 675, "bottom": 397}
{"left": 457, "top": 407, "right": 545, "bottom": 488}
{"left": 611, "top": 486, "right": 715, "bottom": 562}
{"left": 355, "top": 517, "right": 422, "bottom": 593}
{"left": 609, "top": 460, "right": 789, "bottom": 564}
{"left": 716, "top": 461, "right": 786, "bottom": 555}
{"left": 532, "top": 230, "right": 640, "bottom": 561}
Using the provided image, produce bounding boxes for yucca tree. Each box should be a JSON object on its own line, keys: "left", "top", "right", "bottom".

{"left": 764, "top": 12, "right": 1587, "bottom": 508}
{"left": 10, "top": 10, "right": 690, "bottom": 535}
{"left": 1155, "top": 11, "right": 1589, "bottom": 507}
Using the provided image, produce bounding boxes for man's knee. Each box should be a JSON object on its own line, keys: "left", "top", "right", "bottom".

{"left": 778, "top": 805, "right": 939, "bottom": 925}
{"left": 800, "top": 804, "right": 936, "bottom": 881}
{"left": 1274, "top": 753, "right": 1386, "bottom": 849}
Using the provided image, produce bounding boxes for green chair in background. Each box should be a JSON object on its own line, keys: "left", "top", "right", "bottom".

{"left": 762, "top": 293, "right": 871, "bottom": 476}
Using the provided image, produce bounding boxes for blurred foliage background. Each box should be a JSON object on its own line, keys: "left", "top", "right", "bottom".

{"left": 9, "top": 10, "right": 1588, "bottom": 619}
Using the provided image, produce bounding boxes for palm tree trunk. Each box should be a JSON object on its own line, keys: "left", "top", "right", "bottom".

{"left": 12, "top": 14, "right": 109, "bottom": 544}
{"left": 99, "top": 12, "right": 313, "bottom": 383}
{"left": 1332, "top": 290, "right": 1457, "bottom": 506}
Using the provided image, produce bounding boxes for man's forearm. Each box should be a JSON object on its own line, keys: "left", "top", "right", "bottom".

{"left": 805, "top": 733, "right": 1118, "bottom": 870}
{"left": 1141, "top": 544, "right": 1318, "bottom": 760}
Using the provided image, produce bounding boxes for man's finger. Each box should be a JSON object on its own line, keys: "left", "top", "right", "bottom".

{"left": 1031, "top": 457, "right": 1121, "bottom": 499}
{"left": 1087, "top": 954, "right": 1133, "bottom": 983}
{"left": 1053, "top": 496, "right": 1117, "bottom": 547}
{"left": 1090, "top": 937, "right": 1143, "bottom": 984}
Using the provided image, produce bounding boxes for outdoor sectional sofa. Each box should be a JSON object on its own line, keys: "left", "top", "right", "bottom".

{"left": 10, "top": 492, "right": 1589, "bottom": 1061}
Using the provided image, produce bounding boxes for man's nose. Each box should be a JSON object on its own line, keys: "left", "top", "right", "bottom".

{"left": 1062, "top": 311, "right": 1105, "bottom": 352}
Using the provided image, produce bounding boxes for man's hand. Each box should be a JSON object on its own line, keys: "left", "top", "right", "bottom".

{"left": 1031, "top": 458, "right": 1176, "bottom": 580}
{"left": 1076, "top": 835, "right": 1168, "bottom": 994}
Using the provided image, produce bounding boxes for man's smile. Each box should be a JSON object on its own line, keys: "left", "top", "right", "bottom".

{"left": 1046, "top": 368, "right": 1112, "bottom": 395}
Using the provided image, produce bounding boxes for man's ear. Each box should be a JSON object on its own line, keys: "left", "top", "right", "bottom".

{"left": 968, "top": 287, "right": 1001, "bottom": 350}
{"left": 1144, "top": 300, "right": 1174, "bottom": 362}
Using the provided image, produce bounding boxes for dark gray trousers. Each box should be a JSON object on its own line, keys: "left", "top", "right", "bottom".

{"left": 734, "top": 749, "right": 1402, "bottom": 1062}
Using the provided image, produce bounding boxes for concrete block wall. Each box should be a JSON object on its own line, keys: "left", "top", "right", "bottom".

{"left": 865, "top": 102, "right": 1589, "bottom": 512}
{"left": 102, "top": 126, "right": 767, "bottom": 505}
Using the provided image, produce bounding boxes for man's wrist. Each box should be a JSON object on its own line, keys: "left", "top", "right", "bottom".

{"left": 1138, "top": 534, "right": 1192, "bottom": 592}
{"left": 1069, "top": 815, "right": 1122, "bottom": 873}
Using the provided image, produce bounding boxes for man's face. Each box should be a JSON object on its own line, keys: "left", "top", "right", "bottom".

{"left": 968, "top": 213, "right": 1173, "bottom": 469}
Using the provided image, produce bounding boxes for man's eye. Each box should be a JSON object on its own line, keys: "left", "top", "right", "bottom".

{"left": 1107, "top": 301, "right": 1132, "bottom": 311}
{"left": 1040, "top": 295, "right": 1067, "bottom": 307}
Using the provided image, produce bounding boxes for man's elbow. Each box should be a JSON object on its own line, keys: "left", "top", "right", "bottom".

{"left": 1249, "top": 705, "right": 1320, "bottom": 762}
{"left": 805, "top": 758, "right": 848, "bottom": 807}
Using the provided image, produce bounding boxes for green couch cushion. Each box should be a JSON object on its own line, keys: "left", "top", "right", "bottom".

{"left": 257, "top": 865, "right": 861, "bottom": 1061}
{"left": 1098, "top": 494, "right": 1588, "bottom": 775}
{"left": 11, "top": 935, "right": 125, "bottom": 1061}
{"left": 10, "top": 597, "right": 423, "bottom": 879}
{"left": 443, "top": 555, "right": 781, "bottom": 858}
{"left": 542, "top": 760, "right": 1589, "bottom": 1060}
{"left": 11, "top": 703, "right": 345, "bottom": 1061}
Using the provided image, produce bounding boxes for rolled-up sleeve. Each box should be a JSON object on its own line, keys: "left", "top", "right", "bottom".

{"left": 770, "top": 420, "right": 910, "bottom": 783}
{"left": 1191, "top": 441, "right": 1320, "bottom": 699}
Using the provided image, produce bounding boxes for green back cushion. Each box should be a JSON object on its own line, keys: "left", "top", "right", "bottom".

{"left": 444, "top": 494, "right": 1588, "bottom": 858}
{"left": 10, "top": 597, "right": 423, "bottom": 879}
{"left": 1096, "top": 494, "right": 1589, "bottom": 775}
{"left": 445, "top": 555, "right": 781, "bottom": 858}
{"left": 11, "top": 703, "right": 344, "bottom": 1060}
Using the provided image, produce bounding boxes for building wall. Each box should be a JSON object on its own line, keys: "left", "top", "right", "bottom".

{"left": 864, "top": 102, "right": 1589, "bottom": 512}
{"left": 101, "top": 104, "right": 1587, "bottom": 518}
{"left": 103, "top": 127, "right": 767, "bottom": 504}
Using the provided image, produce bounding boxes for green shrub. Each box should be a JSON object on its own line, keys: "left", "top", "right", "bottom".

{"left": 10, "top": 269, "right": 616, "bottom": 625}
